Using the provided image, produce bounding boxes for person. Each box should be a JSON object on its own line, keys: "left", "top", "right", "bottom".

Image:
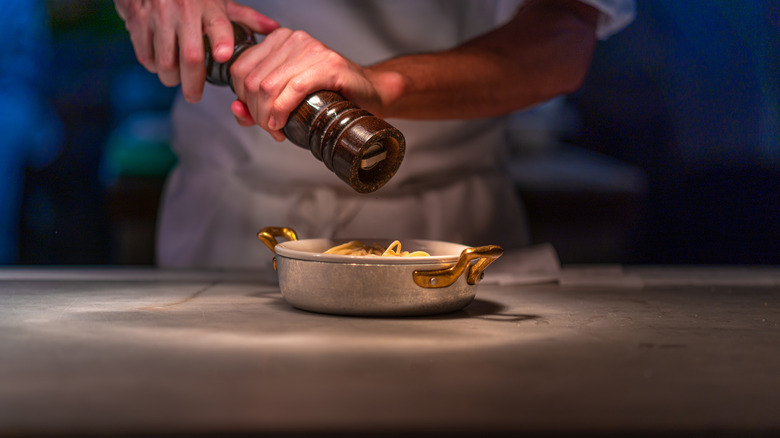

{"left": 113, "top": 0, "right": 634, "bottom": 269}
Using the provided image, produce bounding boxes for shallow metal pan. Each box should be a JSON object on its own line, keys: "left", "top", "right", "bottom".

{"left": 257, "top": 226, "right": 503, "bottom": 316}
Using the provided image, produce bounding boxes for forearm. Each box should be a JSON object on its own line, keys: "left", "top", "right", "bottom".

{"left": 367, "top": 0, "right": 599, "bottom": 120}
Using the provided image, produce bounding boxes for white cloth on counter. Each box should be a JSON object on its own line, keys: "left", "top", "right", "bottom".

{"left": 157, "top": 0, "right": 635, "bottom": 269}
{"left": 482, "top": 245, "right": 645, "bottom": 288}
{"left": 481, "top": 243, "right": 561, "bottom": 286}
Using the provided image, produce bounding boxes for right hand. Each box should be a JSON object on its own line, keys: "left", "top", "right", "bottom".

{"left": 228, "top": 28, "right": 387, "bottom": 142}
{"left": 114, "top": 0, "right": 279, "bottom": 103}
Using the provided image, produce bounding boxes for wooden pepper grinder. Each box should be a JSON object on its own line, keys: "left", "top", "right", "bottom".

{"left": 204, "top": 23, "right": 405, "bottom": 193}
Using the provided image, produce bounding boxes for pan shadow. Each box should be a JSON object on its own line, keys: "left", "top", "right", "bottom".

{"left": 247, "top": 290, "right": 541, "bottom": 323}
{"left": 407, "top": 299, "right": 541, "bottom": 323}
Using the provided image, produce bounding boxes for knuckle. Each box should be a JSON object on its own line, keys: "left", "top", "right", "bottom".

{"left": 257, "top": 76, "right": 276, "bottom": 96}
{"left": 239, "top": 74, "right": 255, "bottom": 94}
{"left": 288, "top": 76, "right": 308, "bottom": 93}
{"left": 306, "top": 40, "right": 329, "bottom": 57}
{"left": 156, "top": 55, "right": 178, "bottom": 72}
{"left": 204, "top": 14, "right": 230, "bottom": 29}
{"left": 229, "top": 62, "right": 243, "bottom": 80}
{"left": 239, "top": 71, "right": 266, "bottom": 96}
{"left": 323, "top": 50, "right": 346, "bottom": 68}
{"left": 230, "top": 62, "right": 250, "bottom": 85}
{"left": 180, "top": 46, "right": 204, "bottom": 67}
{"left": 288, "top": 29, "right": 312, "bottom": 44}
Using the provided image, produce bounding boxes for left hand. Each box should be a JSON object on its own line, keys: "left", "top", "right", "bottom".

{"left": 114, "top": 0, "right": 279, "bottom": 103}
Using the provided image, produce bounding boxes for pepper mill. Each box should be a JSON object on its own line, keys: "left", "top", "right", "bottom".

{"left": 204, "top": 23, "right": 405, "bottom": 193}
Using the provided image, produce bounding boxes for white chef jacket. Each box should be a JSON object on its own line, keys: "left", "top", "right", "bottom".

{"left": 157, "top": 0, "right": 635, "bottom": 269}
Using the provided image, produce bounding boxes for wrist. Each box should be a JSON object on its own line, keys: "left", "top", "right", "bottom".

{"left": 365, "top": 67, "right": 408, "bottom": 119}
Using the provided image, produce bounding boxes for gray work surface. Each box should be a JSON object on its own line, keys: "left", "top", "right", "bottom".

{"left": 0, "top": 267, "right": 778, "bottom": 437}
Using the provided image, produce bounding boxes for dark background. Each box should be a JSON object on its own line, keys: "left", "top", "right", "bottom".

{"left": 3, "top": 1, "right": 778, "bottom": 266}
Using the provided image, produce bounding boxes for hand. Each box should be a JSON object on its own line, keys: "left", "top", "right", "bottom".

{"left": 114, "top": 0, "right": 279, "bottom": 103}
{"left": 228, "top": 28, "right": 387, "bottom": 141}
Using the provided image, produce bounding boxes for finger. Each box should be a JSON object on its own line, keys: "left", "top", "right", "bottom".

{"left": 228, "top": 26, "right": 292, "bottom": 96}
{"left": 230, "top": 29, "right": 294, "bottom": 123}
{"left": 127, "top": 26, "right": 158, "bottom": 73}
{"left": 231, "top": 100, "right": 255, "bottom": 126}
{"left": 226, "top": 0, "right": 280, "bottom": 35}
{"left": 151, "top": 19, "right": 181, "bottom": 87}
{"left": 202, "top": 6, "right": 235, "bottom": 63}
{"left": 234, "top": 99, "right": 286, "bottom": 141}
{"left": 231, "top": 100, "right": 285, "bottom": 141}
{"left": 270, "top": 130, "right": 287, "bottom": 142}
{"left": 234, "top": 103, "right": 286, "bottom": 142}
{"left": 270, "top": 68, "right": 328, "bottom": 130}
{"left": 265, "top": 43, "right": 342, "bottom": 130}
{"left": 241, "top": 53, "right": 292, "bottom": 132}
{"left": 118, "top": 3, "right": 157, "bottom": 73}
{"left": 177, "top": 18, "right": 207, "bottom": 103}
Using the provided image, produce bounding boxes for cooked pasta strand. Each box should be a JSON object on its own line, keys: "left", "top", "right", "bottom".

{"left": 324, "top": 240, "right": 430, "bottom": 257}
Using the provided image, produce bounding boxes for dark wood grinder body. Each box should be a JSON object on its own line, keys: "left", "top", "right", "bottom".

{"left": 204, "top": 24, "right": 405, "bottom": 193}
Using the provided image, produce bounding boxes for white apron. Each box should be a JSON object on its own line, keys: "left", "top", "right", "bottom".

{"left": 157, "top": 0, "right": 635, "bottom": 269}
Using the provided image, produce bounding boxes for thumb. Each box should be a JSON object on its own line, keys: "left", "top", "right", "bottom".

{"left": 226, "top": 0, "right": 280, "bottom": 35}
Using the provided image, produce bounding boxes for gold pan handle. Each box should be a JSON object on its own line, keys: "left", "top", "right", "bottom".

{"left": 257, "top": 227, "right": 299, "bottom": 253}
{"left": 413, "top": 245, "right": 503, "bottom": 289}
{"left": 257, "top": 227, "right": 299, "bottom": 271}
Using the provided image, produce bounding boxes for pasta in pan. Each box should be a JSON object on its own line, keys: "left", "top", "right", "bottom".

{"left": 324, "top": 240, "right": 430, "bottom": 257}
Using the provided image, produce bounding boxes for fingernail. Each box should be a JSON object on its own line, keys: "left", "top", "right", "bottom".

{"left": 268, "top": 116, "right": 277, "bottom": 130}
{"left": 215, "top": 44, "right": 232, "bottom": 59}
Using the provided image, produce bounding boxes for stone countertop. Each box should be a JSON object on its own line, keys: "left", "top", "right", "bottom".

{"left": 0, "top": 267, "right": 778, "bottom": 437}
